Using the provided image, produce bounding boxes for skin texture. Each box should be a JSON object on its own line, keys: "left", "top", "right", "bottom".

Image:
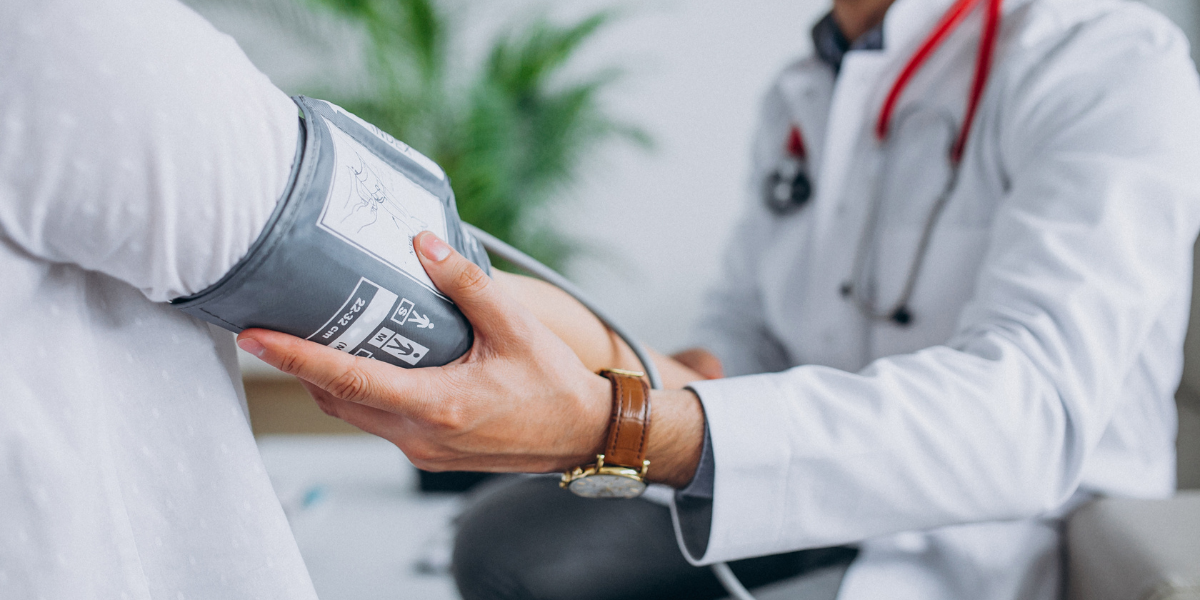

{"left": 671, "top": 348, "right": 725, "bottom": 380}
{"left": 238, "top": 232, "right": 707, "bottom": 487}
{"left": 492, "top": 270, "right": 718, "bottom": 390}
{"left": 833, "top": 0, "right": 895, "bottom": 41}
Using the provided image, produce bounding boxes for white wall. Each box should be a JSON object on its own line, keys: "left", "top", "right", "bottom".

{"left": 532, "top": 0, "right": 830, "bottom": 352}
{"left": 1142, "top": 0, "right": 1200, "bottom": 62}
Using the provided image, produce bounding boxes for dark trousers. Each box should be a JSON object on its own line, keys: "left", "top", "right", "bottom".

{"left": 452, "top": 477, "right": 858, "bottom": 600}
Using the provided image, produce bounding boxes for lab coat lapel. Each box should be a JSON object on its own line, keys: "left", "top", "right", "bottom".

{"left": 799, "top": 0, "right": 1035, "bottom": 371}
{"left": 810, "top": 0, "right": 963, "bottom": 256}
{"left": 798, "top": 50, "right": 891, "bottom": 371}
{"left": 799, "top": 0, "right": 961, "bottom": 371}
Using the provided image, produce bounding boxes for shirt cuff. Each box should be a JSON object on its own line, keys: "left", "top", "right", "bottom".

{"left": 672, "top": 408, "right": 715, "bottom": 560}
{"left": 677, "top": 422, "right": 715, "bottom": 499}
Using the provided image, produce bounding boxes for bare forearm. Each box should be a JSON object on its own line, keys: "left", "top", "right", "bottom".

{"left": 493, "top": 270, "right": 705, "bottom": 388}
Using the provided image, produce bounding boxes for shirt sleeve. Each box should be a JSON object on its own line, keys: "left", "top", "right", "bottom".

{"left": 672, "top": 422, "right": 716, "bottom": 559}
{"left": 0, "top": 0, "right": 298, "bottom": 301}
{"left": 672, "top": 8, "right": 1200, "bottom": 565}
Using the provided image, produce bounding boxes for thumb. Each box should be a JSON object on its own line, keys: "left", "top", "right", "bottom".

{"left": 414, "top": 231, "right": 522, "bottom": 338}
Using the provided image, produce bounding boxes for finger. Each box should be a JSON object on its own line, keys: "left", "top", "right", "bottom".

{"left": 413, "top": 231, "right": 526, "bottom": 338}
{"left": 236, "top": 328, "right": 440, "bottom": 417}
{"left": 299, "top": 380, "right": 422, "bottom": 440}
{"left": 302, "top": 383, "right": 416, "bottom": 441}
{"left": 670, "top": 347, "right": 724, "bottom": 380}
{"left": 298, "top": 385, "right": 489, "bottom": 470}
{"left": 298, "top": 380, "right": 341, "bottom": 417}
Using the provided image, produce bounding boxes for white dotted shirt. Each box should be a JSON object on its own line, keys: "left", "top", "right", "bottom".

{"left": 0, "top": 0, "right": 316, "bottom": 598}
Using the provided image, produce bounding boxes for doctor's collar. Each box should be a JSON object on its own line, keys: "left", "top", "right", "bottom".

{"left": 812, "top": 12, "right": 885, "bottom": 74}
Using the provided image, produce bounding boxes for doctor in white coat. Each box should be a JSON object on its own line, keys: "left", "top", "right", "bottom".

{"left": 241, "top": 0, "right": 1200, "bottom": 598}
{"left": 677, "top": 0, "right": 1200, "bottom": 597}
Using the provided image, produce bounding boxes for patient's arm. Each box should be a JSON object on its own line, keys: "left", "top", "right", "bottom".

{"left": 241, "top": 234, "right": 708, "bottom": 487}
{"left": 492, "top": 270, "right": 714, "bottom": 389}
{"left": 671, "top": 347, "right": 725, "bottom": 380}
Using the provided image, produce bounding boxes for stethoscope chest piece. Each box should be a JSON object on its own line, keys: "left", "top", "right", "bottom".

{"left": 765, "top": 156, "right": 812, "bottom": 214}
{"left": 765, "top": 125, "right": 813, "bottom": 215}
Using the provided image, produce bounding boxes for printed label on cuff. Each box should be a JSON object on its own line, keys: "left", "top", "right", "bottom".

{"left": 366, "top": 327, "right": 429, "bottom": 366}
{"left": 308, "top": 278, "right": 397, "bottom": 352}
{"left": 307, "top": 278, "right": 432, "bottom": 367}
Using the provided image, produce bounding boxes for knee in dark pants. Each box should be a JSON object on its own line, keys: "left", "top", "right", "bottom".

{"left": 451, "top": 476, "right": 691, "bottom": 600}
{"left": 452, "top": 476, "right": 858, "bottom": 600}
{"left": 452, "top": 477, "right": 586, "bottom": 600}
{"left": 450, "top": 480, "right": 535, "bottom": 600}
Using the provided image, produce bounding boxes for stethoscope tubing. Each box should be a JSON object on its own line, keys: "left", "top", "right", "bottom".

{"left": 844, "top": 134, "right": 961, "bottom": 324}
{"left": 773, "top": 0, "right": 1003, "bottom": 325}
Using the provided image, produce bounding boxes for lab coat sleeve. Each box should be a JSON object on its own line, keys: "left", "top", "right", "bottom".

{"left": 674, "top": 13, "right": 1200, "bottom": 564}
{"left": 0, "top": 0, "right": 298, "bottom": 302}
{"left": 690, "top": 87, "right": 795, "bottom": 377}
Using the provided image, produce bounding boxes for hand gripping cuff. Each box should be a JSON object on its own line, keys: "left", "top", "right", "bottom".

{"left": 172, "top": 96, "right": 491, "bottom": 369}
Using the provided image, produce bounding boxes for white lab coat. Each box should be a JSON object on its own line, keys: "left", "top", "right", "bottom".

{"left": 674, "top": 0, "right": 1200, "bottom": 598}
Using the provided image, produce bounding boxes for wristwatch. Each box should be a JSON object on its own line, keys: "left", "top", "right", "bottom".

{"left": 561, "top": 368, "right": 652, "bottom": 498}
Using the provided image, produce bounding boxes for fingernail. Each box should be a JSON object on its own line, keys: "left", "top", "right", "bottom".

{"left": 419, "top": 232, "right": 452, "bottom": 262}
{"left": 237, "top": 337, "right": 266, "bottom": 357}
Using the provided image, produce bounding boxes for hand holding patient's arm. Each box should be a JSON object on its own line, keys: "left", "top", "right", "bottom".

{"left": 237, "top": 232, "right": 705, "bottom": 488}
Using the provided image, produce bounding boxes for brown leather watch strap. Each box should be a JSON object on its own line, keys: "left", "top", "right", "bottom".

{"left": 600, "top": 369, "right": 651, "bottom": 469}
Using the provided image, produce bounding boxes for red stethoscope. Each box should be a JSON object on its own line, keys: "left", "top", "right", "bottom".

{"left": 765, "top": 0, "right": 1003, "bottom": 325}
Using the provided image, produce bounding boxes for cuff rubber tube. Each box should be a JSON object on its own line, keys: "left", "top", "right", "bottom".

{"left": 172, "top": 96, "right": 491, "bottom": 368}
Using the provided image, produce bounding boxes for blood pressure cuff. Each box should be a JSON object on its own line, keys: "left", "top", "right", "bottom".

{"left": 172, "top": 96, "right": 490, "bottom": 368}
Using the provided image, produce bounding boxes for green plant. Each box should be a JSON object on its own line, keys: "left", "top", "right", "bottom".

{"left": 306, "top": 0, "right": 648, "bottom": 272}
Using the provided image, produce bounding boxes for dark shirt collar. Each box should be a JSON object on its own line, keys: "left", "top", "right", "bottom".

{"left": 811, "top": 12, "right": 885, "bottom": 74}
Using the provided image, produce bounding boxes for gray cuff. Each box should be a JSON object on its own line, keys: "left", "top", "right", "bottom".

{"left": 171, "top": 97, "right": 489, "bottom": 369}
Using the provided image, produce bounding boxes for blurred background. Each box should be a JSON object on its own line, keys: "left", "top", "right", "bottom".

{"left": 179, "top": 0, "right": 1200, "bottom": 598}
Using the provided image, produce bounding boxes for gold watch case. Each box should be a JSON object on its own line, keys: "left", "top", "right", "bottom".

{"left": 561, "top": 454, "right": 650, "bottom": 499}
{"left": 599, "top": 368, "right": 646, "bottom": 378}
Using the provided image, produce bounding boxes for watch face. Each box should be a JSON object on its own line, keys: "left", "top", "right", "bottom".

{"left": 568, "top": 474, "right": 646, "bottom": 499}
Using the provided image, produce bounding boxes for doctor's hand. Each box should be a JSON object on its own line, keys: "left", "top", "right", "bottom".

{"left": 671, "top": 348, "right": 724, "bottom": 380}
{"left": 236, "top": 232, "right": 706, "bottom": 487}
